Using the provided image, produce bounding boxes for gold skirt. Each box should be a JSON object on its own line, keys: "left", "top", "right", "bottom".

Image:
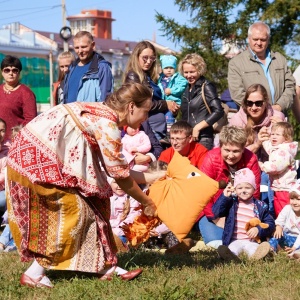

{"left": 7, "top": 166, "right": 117, "bottom": 273}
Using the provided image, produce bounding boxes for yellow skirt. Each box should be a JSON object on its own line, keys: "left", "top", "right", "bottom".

{"left": 7, "top": 166, "right": 117, "bottom": 273}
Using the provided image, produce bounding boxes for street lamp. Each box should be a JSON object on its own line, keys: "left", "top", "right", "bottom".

{"left": 59, "top": 26, "right": 72, "bottom": 51}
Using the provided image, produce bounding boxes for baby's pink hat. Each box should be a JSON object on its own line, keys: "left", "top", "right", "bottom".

{"left": 234, "top": 168, "right": 256, "bottom": 189}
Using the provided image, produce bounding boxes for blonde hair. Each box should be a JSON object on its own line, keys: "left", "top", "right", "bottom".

{"left": 271, "top": 122, "right": 293, "bottom": 142}
{"left": 105, "top": 82, "right": 152, "bottom": 115}
{"left": 178, "top": 53, "right": 207, "bottom": 77}
{"left": 123, "top": 41, "right": 158, "bottom": 84}
{"left": 219, "top": 125, "right": 247, "bottom": 148}
{"left": 57, "top": 51, "right": 75, "bottom": 81}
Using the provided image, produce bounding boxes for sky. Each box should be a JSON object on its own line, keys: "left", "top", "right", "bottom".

{"left": 0, "top": 0, "right": 190, "bottom": 51}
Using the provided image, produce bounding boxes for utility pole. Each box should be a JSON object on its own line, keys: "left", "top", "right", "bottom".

{"left": 62, "top": 0, "right": 68, "bottom": 51}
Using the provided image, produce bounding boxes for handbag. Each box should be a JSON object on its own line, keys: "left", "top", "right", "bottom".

{"left": 201, "top": 82, "right": 229, "bottom": 133}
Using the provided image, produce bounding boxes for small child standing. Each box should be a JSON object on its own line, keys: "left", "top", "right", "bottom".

{"left": 259, "top": 122, "right": 298, "bottom": 217}
{"left": 158, "top": 55, "right": 188, "bottom": 136}
{"left": 109, "top": 178, "right": 141, "bottom": 244}
{"left": 268, "top": 180, "right": 300, "bottom": 259}
{"left": 213, "top": 168, "right": 275, "bottom": 261}
{"left": 121, "top": 126, "right": 151, "bottom": 172}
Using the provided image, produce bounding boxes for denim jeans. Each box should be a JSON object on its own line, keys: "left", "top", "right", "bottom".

{"left": 198, "top": 216, "right": 223, "bottom": 244}
{"left": 269, "top": 232, "right": 299, "bottom": 252}
{"left": 0, "top": 225, "right": 15, "bottom": 247}
{"left": 260, "top": 171, "right": 275, "bottom": 218}
{"left": 0, "top": 190, "right": 6, "bottom": 212}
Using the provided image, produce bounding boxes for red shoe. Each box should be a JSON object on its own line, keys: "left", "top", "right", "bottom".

{"left": 98, "top": 272, "right": 114, "bottom": 281}
{"left": 119, "top": 268, "right": 143, "bottom": 281}
{"left": 20, "top": 273, "right": 53, "bottom": 288}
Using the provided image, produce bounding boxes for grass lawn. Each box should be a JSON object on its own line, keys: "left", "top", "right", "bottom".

{"left": 0, "top": 246, "right": 299, "bottom": 300}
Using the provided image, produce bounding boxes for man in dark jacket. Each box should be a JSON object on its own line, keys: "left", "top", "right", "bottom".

{"left": 63, "top": 31, "right": 113, "bottom": 103}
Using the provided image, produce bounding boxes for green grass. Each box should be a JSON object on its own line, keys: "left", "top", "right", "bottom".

{"left": 0, "top": 247, "right": 300, "bottom": 300}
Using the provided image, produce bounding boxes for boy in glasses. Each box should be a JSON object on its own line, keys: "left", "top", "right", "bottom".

{"left": 158, "top": 55, "right": 188, "bottom": 138}
{"left": 259, "top": 122, "right": 298, "bottom": 217}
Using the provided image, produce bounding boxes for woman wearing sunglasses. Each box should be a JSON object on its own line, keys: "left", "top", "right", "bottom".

{"left": 229, "top": 84, "right": 285, "bottom": 217}
{"left": 123, "top": 41, "right": 179, "bottom": 145}
{"left": 0, "top": 55, "right": 37, "bottom": 136}
{"left": 230, "top": 84, "right": 285, "bottom": 160}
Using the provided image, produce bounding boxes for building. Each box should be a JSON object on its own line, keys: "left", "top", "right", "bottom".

{"left": 0, "top": 9, "right": 176, "bottom": 111}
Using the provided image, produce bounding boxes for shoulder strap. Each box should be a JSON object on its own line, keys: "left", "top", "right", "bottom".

{"left": 201, "top": 81, "right": 212, "bottom": 115}
{"left": 63, "top": 104, "right": 110, "bottom": 176}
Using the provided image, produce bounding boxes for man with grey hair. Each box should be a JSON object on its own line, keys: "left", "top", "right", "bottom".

{"left": 228, "top": 21, "right": 295, "bottom": 112}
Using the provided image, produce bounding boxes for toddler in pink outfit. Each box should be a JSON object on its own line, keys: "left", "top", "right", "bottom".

{"left": 122, "top": 126, "right": 151, "bottom": 172}
{"left": 259, "top": 122, "right": 298, "bottom": 217}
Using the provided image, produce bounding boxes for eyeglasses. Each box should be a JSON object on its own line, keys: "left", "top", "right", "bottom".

{"left": 2, "top": 68, "right": 19, "bottom": 74}
{"left": 141, "top": 55, "right": 156, "bottom": 63}
{"left": 170, "top": 136, "right": 189, "bottom": 142}
{"left": 246, "top": 100, "right": 264, "bottom": 107}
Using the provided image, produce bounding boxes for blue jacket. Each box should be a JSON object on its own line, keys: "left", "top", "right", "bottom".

{"left": 158, "top": 72, "right": 188, "bottom": 105}
{"left": 212, "top": 194, "right": 275, "bottom": 246}
{"left": 63, "top": 52, "right": 113, "bottom": 103}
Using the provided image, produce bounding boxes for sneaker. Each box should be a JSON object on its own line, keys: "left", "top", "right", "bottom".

{"left": 165, "top": 238, "right": 195, "bottom": 254}
{"left": 251, "top": 242, "right": 270, "bottom": 260}
{"left": 4, "top": 245, "right": 17, "bottom": 252}
{"left": 217, "top": 245, "right": 241, "bottom": 262}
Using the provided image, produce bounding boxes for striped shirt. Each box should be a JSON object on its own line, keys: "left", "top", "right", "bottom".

{"left": 232, "top": 198, "right": 255, "bottom": 241}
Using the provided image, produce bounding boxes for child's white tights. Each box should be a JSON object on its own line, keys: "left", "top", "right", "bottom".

{"left": 229, "top": 240, "right": 259, "bottom": 257}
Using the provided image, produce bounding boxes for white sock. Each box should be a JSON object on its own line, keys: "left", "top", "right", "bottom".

{"left": 114, "top": 267, "right": 127, "bottom": 275}
{"left": 99, "top": 266, "right": 128, "bottom": 275}
{"left": 24, "top": 259, "right": 45, "bottom": 279}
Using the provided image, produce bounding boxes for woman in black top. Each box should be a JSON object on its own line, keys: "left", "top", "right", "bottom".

{"left": 179, "top": 53, "right": 224, "bottom": 150}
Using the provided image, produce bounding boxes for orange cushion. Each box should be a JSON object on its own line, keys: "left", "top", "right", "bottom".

{"left": 148, "top": 151, "right": 219, "bottom": 242}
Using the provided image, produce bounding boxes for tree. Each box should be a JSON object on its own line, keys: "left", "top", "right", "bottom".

{"left": 156, "top": 0, "right": 300, "bottom": 93}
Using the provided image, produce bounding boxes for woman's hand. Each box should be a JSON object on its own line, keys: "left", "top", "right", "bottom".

{"left": 273, "top": 225, "right": 283, "bottom": 239}
{"left": 192, "top": 124, "right": 201, "bottom": 141}
{"left": 144, "top": 170, "right": 166, "bottom": 184}
{"left": 257, "top": 126, "right": 269, "bottom": 144}
{"left": 134, "top": 153, "right": 152, "bottom": 165}
{"left": 270, "top": 116, "right": 283, "bottom": 123}
{"left": 143, "top": 200, "right": 157, "bottom": 217}
{"left": 246, "top": 227, "right": 259, "bottom": 238}
{"left": 167, "top": 101, "right": 180, "bottom": 114}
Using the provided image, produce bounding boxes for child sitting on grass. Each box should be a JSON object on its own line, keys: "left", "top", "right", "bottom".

{"left": 213, "top": 168, "right": 275, "bottom": 261}
{"left": 108, "top": 177, "right": 141, "bottom": 244}
{"left": 268, "top": 180, "right": 300, "bottom": 259}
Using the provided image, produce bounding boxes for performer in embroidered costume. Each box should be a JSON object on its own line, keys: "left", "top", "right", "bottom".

{"left": 6, "top": 83, "right": 160, "bottom": 288}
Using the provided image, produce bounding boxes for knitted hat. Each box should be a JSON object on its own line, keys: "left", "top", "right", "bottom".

{"left": 234, "top": 168, "right": 256, "bottom": 189}
{"left": 160, "top": 55, "right": 177, "bottom": 70}
{"left": 290, "top": 179, "right": 300, "bottom": 195}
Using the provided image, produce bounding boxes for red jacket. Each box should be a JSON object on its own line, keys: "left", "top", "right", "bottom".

{"left": 199, "top": 147, "right": 261, "bottom": 220}
{"left": 158, "top": 142, "right": 208, "bottom": 169}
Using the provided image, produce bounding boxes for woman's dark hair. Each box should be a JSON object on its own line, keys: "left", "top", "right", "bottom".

{"left": 1, "top": 55, "right": 22, "bottom": 71}
{"left": 0, "top": 118, "right": 6, "bottom": 129}
{"left": 242, "top": 83, "right": 269, "bottom": 146}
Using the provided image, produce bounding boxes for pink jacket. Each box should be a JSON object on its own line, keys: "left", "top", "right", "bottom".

{"left": 261, "top": 141, "right": 298, "bottom": 191}
{"left": 122, "top": 131, "right": 151, "bottom": 155}
{"left": 109, "top": 193, "right": 141, "bottom": 236}
{"left": 199, "top": 147, "right": 261, "bottom": 220}
{"left": 0, "top": 140, "right": 11, "bottom": 191}
{"left": 230, "top": 104, "right": 285, "bottom": 131}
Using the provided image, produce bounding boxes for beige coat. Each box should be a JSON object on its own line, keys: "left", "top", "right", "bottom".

{"left": 228, "top": 49, "right": 295, "bottom": 111}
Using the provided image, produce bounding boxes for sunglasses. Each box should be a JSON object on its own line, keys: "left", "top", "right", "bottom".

{"left": 141, "top": 55, "right": 156, "bottom": 63}
{"left": 2, "top": 68, "right": 19, "bottom": 74}
{"left": 246, "top": 100, "right": 264, "bottom": 107}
